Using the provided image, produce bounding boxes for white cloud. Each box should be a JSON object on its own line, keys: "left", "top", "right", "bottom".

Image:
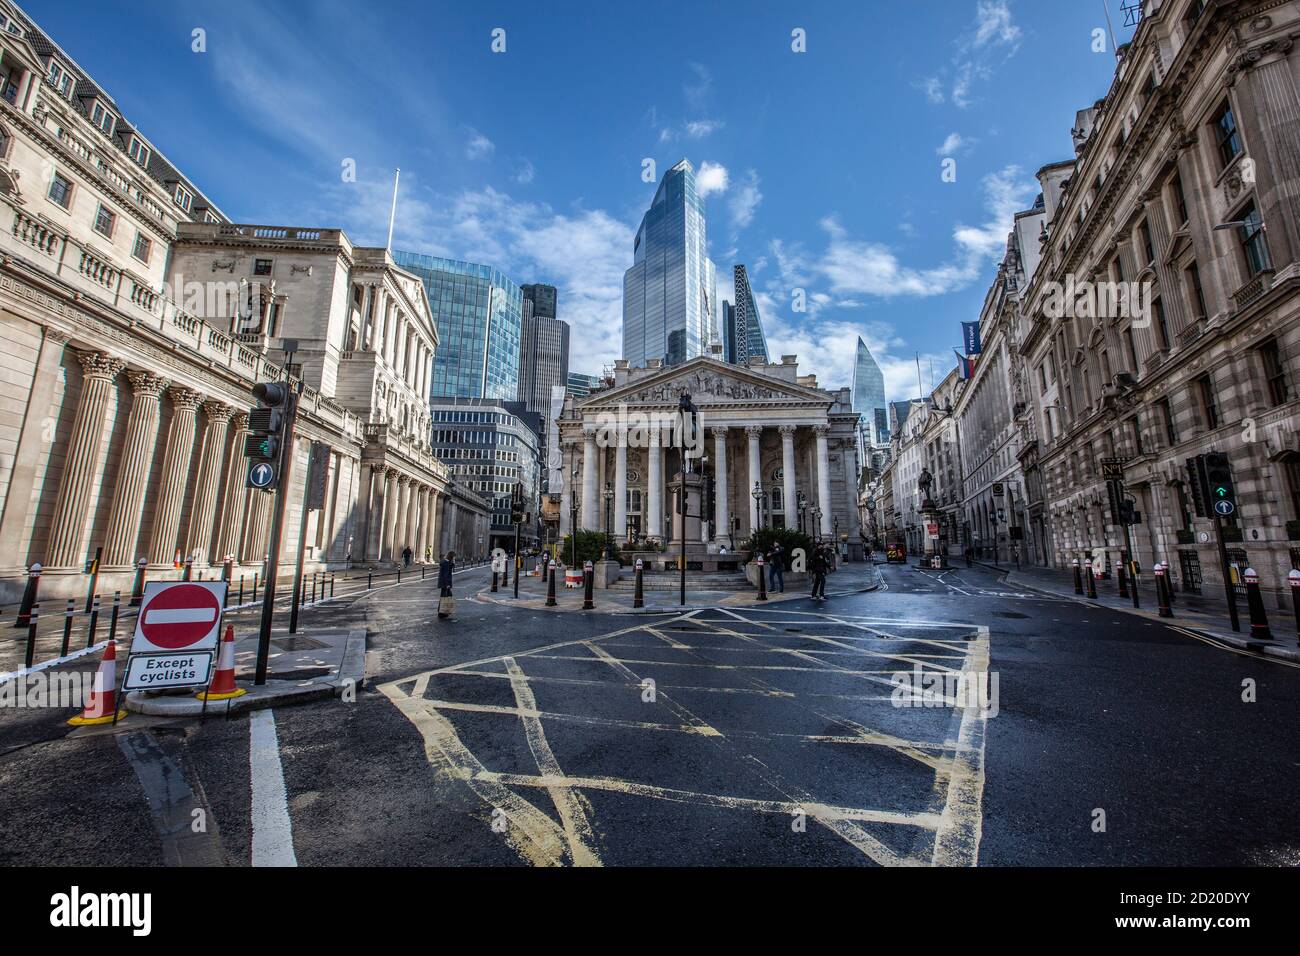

{"left": 974, "top": 0, "right": 1022, "bottom": 48}
{"left": 918, "top": 76, "right": 945, "bottom": 104}
{"left": 919, "top": 0, "right": 1022, "bottom": 109}
{"left": 465, "top": 128, "right": 495, "bottom": 160}
{"left": 513, "top": 158, "right": 535, "bottom": 184}
{"left": 936, "top": 132, "right": 969, "bottom": 155}
{"left": 685, "top": 119, "right": 724, "bottom": 138}
{"left": 696, "top": 161, "right": 730, "bottom": 197}
{"left": 728, "top": 169, "right": 762, "bottom": 229}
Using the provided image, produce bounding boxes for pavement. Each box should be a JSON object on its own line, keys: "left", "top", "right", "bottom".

{"left": 1, "top": 559, "right": 1298, "bottom": 867}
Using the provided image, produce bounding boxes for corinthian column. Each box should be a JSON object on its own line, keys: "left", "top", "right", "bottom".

{"left": 381, "top": 470, "right": 401, "bottom": 561}
{"left": 214, "top": 413, "right": 250, "bottom": 564}
{"left": 581, "top": 428, "right": 598, "bottom": 531}
{"left": 148, "top": 388, "right": 203, "bottom": 566}
{"left": 746, "top": 424, "right": 762, "bottom": 534}
{"left": 185, "top": 401, "right": 233, "bottom": 565}
{"left": 712, "top": 427, "right": 729, "bottom": 543}
{"left": 100, "top": 371, "right": 168, "bottom": 568}
{"left": 646, "top": 426, "right": 662, "bottom": 540}
{"left": 614, "top": 430, "right": 628, "bottom": 541}
{"left": 779, "top": 425, "right": 797, "bottom": 531}
{"left": 815, "top": 425, "right": 833, "bottom": 538}
{"left": 45, "top": 352, "right": 126, "bottom": 569}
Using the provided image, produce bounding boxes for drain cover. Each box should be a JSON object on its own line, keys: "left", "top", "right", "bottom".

{"left": 271, "top": 636, "right": 328, "bottom": 651}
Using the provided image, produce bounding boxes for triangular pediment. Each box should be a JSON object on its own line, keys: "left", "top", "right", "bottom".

{"left": 578, "top": 356, "right": 830, "bottom": 409}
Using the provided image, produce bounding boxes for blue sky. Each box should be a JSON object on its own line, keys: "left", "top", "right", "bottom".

{"left": 27, "top": 0, "right": 1138, "bottom": 398}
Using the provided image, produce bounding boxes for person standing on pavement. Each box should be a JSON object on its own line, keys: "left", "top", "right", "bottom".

{"left": 768, "top": 542, "right": 785, "bottom": 593}
{"left": 402, "top": 545, "right": 413, "bottom": 567}
{"left": 811, "top": 545, "right": 828, "bottom": 601}
{"left": 437, "top": 551, "right": 456, "bottom": 620}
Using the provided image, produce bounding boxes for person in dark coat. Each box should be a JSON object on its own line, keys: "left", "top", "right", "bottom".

{"left": 437, "top": 551, "right": 456, "bottom": 620}
{"left": 810, "top": 545, "right": 828, "bottom": 601}
{"left": 767, "top": 542, "right": 785, "bottom": 592}
{"left": 402, "top": 545, "right": 413, "bottom": 567}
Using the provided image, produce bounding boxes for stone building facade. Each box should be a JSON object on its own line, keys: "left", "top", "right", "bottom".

{"left": 1016, "top": 0, "right": 1300, "bottom": 606}
{"left": 555, "top": 351, "right": 863, "bottom": 559}
{"left": 0, "top": 4, "right": 488, "bottom": 602}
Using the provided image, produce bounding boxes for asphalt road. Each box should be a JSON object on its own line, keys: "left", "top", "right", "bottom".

{"left": 1, "top": 561, "right": 1297, "bottom": 867}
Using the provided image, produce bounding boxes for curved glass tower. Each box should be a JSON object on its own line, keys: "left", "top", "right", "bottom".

{"left": 852, "top": 336, "right": 889, "bottom": 462}
{"left": 622, "top": 159, "right": 717, "bottom": 368}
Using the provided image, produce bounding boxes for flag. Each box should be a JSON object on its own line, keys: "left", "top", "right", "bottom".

{"left": 954, "top": 349, "right": 975, "bottom": 380}
{"left": 962, "top": 321, "right": 982, "bottom": 355}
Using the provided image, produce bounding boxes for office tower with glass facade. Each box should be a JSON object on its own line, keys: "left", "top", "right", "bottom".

{"left": 519, "top": 284, "right": 568, "bottom": 416}
{"left": 622, "top": 159, "right": 717, "bottom": 369}
{"left": 852, "top": 336, "right": 890, "bottom": 466}
{"left": 566, "top": 372, "right": 602, "bottom": 398}
{"left": 721, "top": 264, "right": 769, "bottom": 365}
{"left": 393, "top": 251, "right": 523, "bottom": 401}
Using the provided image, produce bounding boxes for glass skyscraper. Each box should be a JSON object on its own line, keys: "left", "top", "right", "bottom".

{"left": 721, "top": 264, "right": 769, "bottom": 365}
{"left": 852, "top": 337, "right": 889, "bottom": 464}
{"left": 393, "top": 251, "right": 522, "bottom": 401}
{"left": 622, "top": 159, "right": 717, "bottom": 368}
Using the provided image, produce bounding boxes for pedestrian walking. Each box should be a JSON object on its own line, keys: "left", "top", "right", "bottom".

{"left": 402, "top": 545, "right": 413, "bottom": 567}
{"left": 811, "top": 545, "right": 828, "bottom": 601}
{"left": 767, "top": 542, "right": 785, "bottom": 592}
{"left": 424, "top": 545, "right": 432, "bottom": 564}
{"left": 437, "top": 551, "right": 456, "bottom": 619}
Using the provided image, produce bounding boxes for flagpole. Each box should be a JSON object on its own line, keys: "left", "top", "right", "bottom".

{"left": 915, "top": 352, "right": 923, "bottom": 401}
{"left": 386, "top": 167, "right": 401, "bottom": 253}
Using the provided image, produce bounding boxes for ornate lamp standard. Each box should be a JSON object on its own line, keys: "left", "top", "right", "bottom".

{"left": 811, "top": 506, "right": 823, "bottom": 544}
{"left": 797, "top": 491, "right": 807, "bottom": 535}
{"left": 752, "top": 482, "right": 764, "bottom": 533}
{"left": 602, "top": 482, "right": 615, "bottom": 560}
{"left": 677, "top": 393, "right": 698, "bottom": 607}
{"left": 568, "top": 464, "right": 580, "bottom": 569}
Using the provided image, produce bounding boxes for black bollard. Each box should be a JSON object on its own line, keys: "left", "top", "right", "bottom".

{"left": 182, "top": 557, "right": 193, "bottom": 581}
{"left": 756, "top": 556, "right": 767, "bottom": 601}
{"left": 221, "top": 557, "right": 232, "bottom": 583}
{"left": 85, "top": 596, "right": 100, "bottom": 649}
{"left": 633, "top": 558, "right": 644, "bottom": 609}
{"left": 1243, "top": 568, "right": 1272, "bottom": 640}
{"left": 15, "top": 563, "right": 41, "bottom": 628}
{"left": 545, "top": 560, "right": 557, "bottom": 607}
{"left": 1085, "top": 561, "right": 1098, "bottom": 600}
{"left": 24, "top": 603, "right": 39, "bottom": 669}
{"left": 1155, "top": 562, "right": 1173, "bottom": 618}
{"left": 129, "top": 558, "right": 147, "bottom": 606}
{"left": 108, "top": 591, "right": 121, "bottom": 644}
{"left": 582, "top": 560, "right": 595, "bottom": 610}
{"left": 1072, "top": 558, "right": 1083, "bottom": 595}
{"left": 60, "top": 598, "right": 75, "bottom": 656}
{"left": 491, "top": 570, "right": 499, "bottom": 592}
{"left": 1117, "top": 559, "right": 1129, "bottom": 598}
{"left": 1289, "top": 570, "right": 1300, "bottom": 647}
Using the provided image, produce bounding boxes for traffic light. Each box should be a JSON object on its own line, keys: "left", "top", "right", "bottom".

{"left": 245, "top": 381, "right": 292, "bottom": 490}
{"left": 1203, "top": 452, "right": 1236, "bottom": 517}
{"left": 1186, "top": 456, "right": 1209, "bottom": 518}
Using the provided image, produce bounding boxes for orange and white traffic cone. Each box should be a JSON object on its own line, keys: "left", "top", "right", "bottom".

{"left": 68, "top": 640, "right": 127, "bottom": 726}
{"left": 196, "top": 624, "right": 246, "bottom": 701}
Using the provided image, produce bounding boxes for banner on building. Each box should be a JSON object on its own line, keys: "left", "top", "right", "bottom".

{"left": 954, "top": 349, "right": 975, "bottom": 381}
{"left": 962, "top": 321, "right": 983, "bottom": 356}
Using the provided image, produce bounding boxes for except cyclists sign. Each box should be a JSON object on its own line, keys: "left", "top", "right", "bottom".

{"left": 125, "top": 581, "right": 227, "bottom": 691}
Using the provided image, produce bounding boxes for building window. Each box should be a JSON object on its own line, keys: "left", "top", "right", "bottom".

{"left": 46, "top": 58, "right": 73, "bottom": 97}
{"left": 132, "top": 232, "right": 151, "bottom": 264}
{"left": 1153, "top": 297, "right": 1170, "bottom": 351}
{"left": 1171, "top": 173, "right": 1188, "bottom": 226}
{"left": 173, "top": 184, "right": 193, "bottom": 212}
{"left": 1156, "top": 397, "right": 1177, "bottom": 446}
{"left": 1139, "top": 220, "right": 1155, "bottom": 266}
{"left": 90, "top": 101, "right": 115, "bottom": 136}
{"left": 93, "top": 204, "right": 115, "bottom": 238}
{"left": 253, "top": 259, "right": 273, "bottom": 277}
{"left": 1185, "top": 262, "right": 1208, "bottom": 321}
{"left": 47, "top": 172, "right": 73, "bottom": 209}
{"left": 1211, "top": 100, "right": 1242, "bottom": 169}
{"left": 1257, "top": 338, "right": 1289, "bottom": 406}
{"left": 1286, "top": 457, "right": 1300, "bottom": 521}
{"left": 127, "top": 136, "right": 151, "bottom": 168}
{"left": 1124, "top": 327, "right": 1139, "bottom": 373}
{"left": 1130, "top": 416, "right": 1145, "bottom": 456}
{"left": 1196, "top": 373, "right": 1220, "bottom": 430}
{"left": 1235, "top": 201, "right": 1271, "bottom": 277}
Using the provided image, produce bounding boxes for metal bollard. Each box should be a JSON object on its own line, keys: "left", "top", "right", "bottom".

{"left": 491, "top": 570, "right": 499, "bottom": 592}
{"left": 545, "top": 560, "right": 557, "bottom": 607}
{"left": 331, "top": 574, "right": 336, "bottom": 598}
{"left": 252, "top": 571, "right": 260, "bottom": 603}
{"left": 15, "top": 563, "right": 41, "bottom": 627}
{"left": 85, "top": 596, "right": 100, "bottom": 649}
{"left": 1072, "top": 558, "right": 1083, "bottom": 595}
{"left": 1085, "top": 561, "right": 1098, "bottom": 600}
{"left": 183, "top": 557, "right": 193, "bottom": 582}
{"left": 634, "top": 558, "right": 644, "bottom": 609}
{"left": 130, "top": 558, "right": 147, "bottom": 606}
{"left": 108, "top": 591, "right": 121, "bottom": 644}
{"left": 24, "top": 603, "right": 39, "bottom": 669}
{"left": 1243, "top": 568, "right": 1271, "bottom": 640}
{"left": 60, "top": 598, "right": 75, "bottom": 656}
{"left": 238, "top": 575, "right": 244, "bottom": 605}
{"left": 1289, "top": 569, "right": 1300, "bottom": 646}
{"left": 583, "top": 560, "right": 595, "bottom": 610}
{"left": 756, "top": 555, "right": 767, "bottom": 601}
{"left": 1117, "top": 560, "right": 1129, "bottom": 598}
{"left": 367, "top": 571, "right": 373, "bottom": 590}
{"left": 1155, "top": 562, "right": 1173, "bottom": 618}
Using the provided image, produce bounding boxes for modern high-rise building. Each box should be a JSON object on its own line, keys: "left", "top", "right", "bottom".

{"left": 721, "top": 264, "right": 769, "bottom": 365}
{"left": 566, "top": 372, "right": 602, "bottom": 398}
{"left": 852, "top": 337, "right": 890, "bottom": 470}
{"left": 392, "top": 252, "right": 522, "bottom": 401}
{"left": 622, "top": 158, "right": 717, "bottom": 369}
{"left": 519, "top": 283, "right": 568, "bottom": 417}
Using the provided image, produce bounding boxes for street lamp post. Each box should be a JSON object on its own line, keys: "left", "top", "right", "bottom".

{"left": 679, "top": 393, "right": 697, "bottom": 607}
{"left": 602, "top": 482, "right": 614, "bottom": 561}
{"left": 812, "top": 506, "right": 823, "bottom": 544}
{"left": 752, "top": 482, "right": 764, "bottom": 533}
{"left": 569, "top": 464, "right": 580, "bottom": 570}
{"left": 797, "top": 491, "right": 807, "bottom": 535}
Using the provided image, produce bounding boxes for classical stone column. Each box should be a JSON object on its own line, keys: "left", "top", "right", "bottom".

{"left": 353, "top": 463, "right": 373, "bottom": 561}
{"left": 581, "top": 428, "right": 598, "bottom": 531}
{"left": 403, "top": 480, "right": 419, "bottom": 555}
{"left": 213, "top": 413, "right": 250, "bottom": 566}
{"left": 102, "top": 371, "right": 167, "bottom": 568}
{"left": 366, "top": 466, "right": 388, "bottom": 560}
{"left": 185, "top": 401, "right": 233, "bottom": 565}
{"left": 381, "top": 471, "right": 402, "bottom": 561}
{"left": 1231, "top": 44, "right": 1300, "bottom": 269}
{"left": 148, "top": 388, "right": 203, "bottom": 566}
{"left": 45, "top": 352, "right": 126, "bottom": 569}
{"left": 423, "top": 489, "right": 438, "bottom": 559}
{"left": 647, "top": 426, "right": 662, "bottom": 540}
{"left": 712, "top": 427, "right": 729, "bottom": 543}
{"left": 559, "top": 443, "right": 573, "bottom": 537}
{"left": 815, "top": 425, "right": 833, "bottom": 538}
{"left": 746, "top": 425, "right": 762, "bottom": 534}
{"left": 779, "top": 425, "right": 797, "bottom": 533}
{"left": 614, "top": 431, "right": 628, "bottom": 541}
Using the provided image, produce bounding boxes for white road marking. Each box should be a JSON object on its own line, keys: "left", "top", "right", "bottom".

{"left": 249, "top": 709, "right": 298, "bottom": 867}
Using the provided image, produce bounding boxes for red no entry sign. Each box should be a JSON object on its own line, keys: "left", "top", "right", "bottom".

{"left": 131, "top": 581, "right": 227, "bottom": 655}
